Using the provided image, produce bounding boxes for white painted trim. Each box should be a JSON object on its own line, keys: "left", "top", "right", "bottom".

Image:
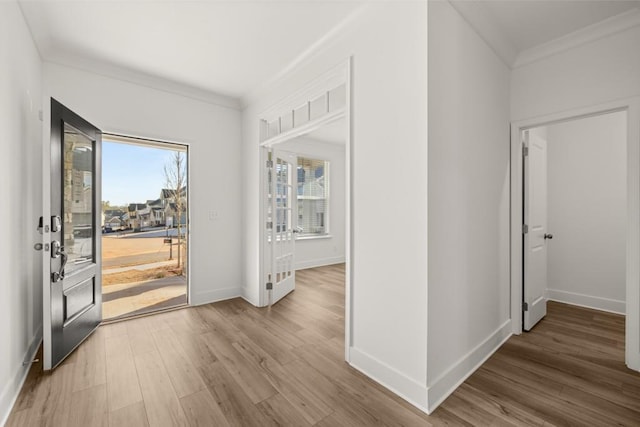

{"left": 42, "top": 93, "right": 52, "bottom": 370}
{"left": 546, "top": 289, "right": 625, "bottom": 315}
{"left": 349, "top": 346, "right": 428, "bottom": 413}
{"left": 295, "top": 256, "right": 345, "bottom": 271}
{"left": 1, "top": 327, "right": 42, "bottom": 427}
{"left": 43, "top": 59, "right": 241, "bottom": 110}
{"left": 510, "top": 97, "right": 640, "bottom": 372}
{"left": 260, "top": 108, "right": 345, "bottom": 147}
{"left": 344, "top": 56, "right": 353, "bottom": 363}
{"left": 296, "top": 234, "right": 332, "bottom": 241}
{"left": 241, "top": 5, "right": 370, "bottom": 109}
{"left": 191, "top": 286, "right": 242, "bottom": 306}
{"left": 426, "top": 320, "right": 511, "bottom": 413}
{"left": 514, "top": 8, "right": 640, "bottom": 69}
{"left": 257, "top": 58, "right": 353, "bottom": 364}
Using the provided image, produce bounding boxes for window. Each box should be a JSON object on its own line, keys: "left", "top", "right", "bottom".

{"left": 297, "top": 157, "right": 329, "bottom": 236}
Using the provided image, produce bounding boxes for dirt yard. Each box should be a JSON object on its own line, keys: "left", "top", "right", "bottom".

{"left": 102, "top": 235, "right": 170, "bottom": 264}
{"left": 102, "top": 235, "right": 186, "bottom": 284}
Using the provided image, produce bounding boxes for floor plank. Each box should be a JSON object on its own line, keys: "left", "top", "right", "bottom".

{"left": 9, "top": 264, "right": 640, "bottom": 426}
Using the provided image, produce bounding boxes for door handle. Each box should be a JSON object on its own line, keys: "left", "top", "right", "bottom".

{"left": 51, "top": 240, "right": 67, "bottom": 282}
{"left": 544, "top": 233, "right": 553, "bottom": 240}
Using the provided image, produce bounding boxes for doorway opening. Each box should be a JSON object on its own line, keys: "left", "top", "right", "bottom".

{"left": 510, "top": 98, "right": 640, "bottom": 370}
{"left": 258, "top": 60, "right": 351, "bottom": 359}
{"left": 101, "top": 134, "right": 189, "bottom": 321}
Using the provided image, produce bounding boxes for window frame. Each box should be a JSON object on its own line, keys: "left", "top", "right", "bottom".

{"left": 296, "top": 156, "right": 330, "bottom": 239}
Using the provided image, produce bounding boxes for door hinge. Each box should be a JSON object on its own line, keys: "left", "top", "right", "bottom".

{"left": 522, "top": 145, "right": 529, "bottom": 157}
{"left": 266, "top": 282, "right": 273, "bottom": 290}
{"left": 522, "top": 224, "right": 528, "bottom": 234}
{"left": 523, "top": 302, "right": 529, "bottom": 311}
{"left": 266, "top": 221, "right": 273, "bottom": 229}
{"left": 266, "top": 160, "right": 273, "bottom": 168}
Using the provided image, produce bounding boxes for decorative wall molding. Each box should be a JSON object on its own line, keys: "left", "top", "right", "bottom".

{"left": 514, "top": 8, "right": 640, "bottom": 68}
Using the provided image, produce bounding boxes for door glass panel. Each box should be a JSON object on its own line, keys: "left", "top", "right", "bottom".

{"left": 63, "top": 123, "right": 94, "bottom": 272}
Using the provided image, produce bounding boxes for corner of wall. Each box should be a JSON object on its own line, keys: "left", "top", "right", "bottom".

{"left": 348, "top": 346, "right": 429, "bottom": 414}
{"left": 0, "top": 327, "right": 42, "bottom": 426}
{"left": 426, "top": 320, "right": 512, "bottom": 413}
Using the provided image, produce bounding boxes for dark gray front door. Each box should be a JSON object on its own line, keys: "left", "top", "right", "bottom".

{"left": 45, "top": 99, "right": 102, "bottom": 370}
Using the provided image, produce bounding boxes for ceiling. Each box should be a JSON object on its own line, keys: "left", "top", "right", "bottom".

{"left": 19, "top": 1, "right": 640, "bottom": 106}
{"left": 450, "top": 0, "right": 640, "bottom": 66}
{"left": 19, "top": 1, "right": 364, "bottom": 103}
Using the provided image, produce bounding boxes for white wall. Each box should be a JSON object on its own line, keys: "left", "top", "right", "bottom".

{"left": 545, "top": 111, "right": 627, "bottom": 313}
{"left": 511, "top": 25, "right": 640, "bottom": 121}
{"left": 243, "top": 2, "right": 429, "bottom": 410}
{"left": 43, "top": 63, "right": 243, "bottom": 305}
{"left": 0, "top": 2, "right": 43, "bottom": 424}
{"left": 277, "top": 137, "right": 346, "bottom": 270}
{"left": 427, "top": 0, "right": 511, "bottom": 411}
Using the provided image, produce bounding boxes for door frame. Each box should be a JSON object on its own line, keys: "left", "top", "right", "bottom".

{"left": 510, "top": 97, "right": 640, "bottom": 370}
{"left": 257, "top": 58, "right": 352, "bottom": 361}
{"left": 101, "top": 133, "right": 192, "bottom": 309}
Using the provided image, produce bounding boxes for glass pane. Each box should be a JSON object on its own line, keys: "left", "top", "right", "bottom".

{"left": 63, "top": 123, "right": 94, "bottom": 272}
{"left": 297, "top": 157, "right": 328, "bottom": 235}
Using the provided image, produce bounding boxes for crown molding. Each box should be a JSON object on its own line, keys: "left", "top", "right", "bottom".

{"left": 241, "top": 2, "right": 370, "bottom": 110}
{"left": 44, "top": 53, "right": 241, "bottom": 110}
{"left": 514, "top": 7, "right": 640, "bottom": 69}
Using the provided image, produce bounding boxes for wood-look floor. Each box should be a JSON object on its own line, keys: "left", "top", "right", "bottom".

{"left": 7, "top": 264, "right": 640, "bottom": 426}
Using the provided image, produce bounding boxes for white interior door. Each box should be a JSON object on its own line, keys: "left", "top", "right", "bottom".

{"left": 523, "top": 129, "right": 549, "bottom": 331}
{"left": 44, "top": 99, "right": 102, "bottom": 369}
{"left": 267, "top": 149, "right": 298, "bottom": 304}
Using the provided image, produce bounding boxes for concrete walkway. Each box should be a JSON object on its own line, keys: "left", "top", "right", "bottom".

{"left": 102, "top": 275, "right": 187, "bottom": 320}
{"left": 103, "top": 259, "right": 179, "bottom": 274}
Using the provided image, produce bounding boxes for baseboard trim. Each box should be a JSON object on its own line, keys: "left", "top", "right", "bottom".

{"left": 1, "top": 326, "right": 42, "bottom": 426}
{"left": 426, "top": 320, "right": 512, "bottom": 413}
{"left": 546, "top": 288, "right": 625, "bottom": 315}
{"left": 295, "top": 256, "right": 345, "bottom": 271}
{"left": 348, "top": 347, "right": 428, "bottom": 413}
{"left": 191, "top": 286, "right": 242, "bottom": 306}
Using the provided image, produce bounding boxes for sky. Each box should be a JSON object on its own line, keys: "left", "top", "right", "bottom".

{"left": 102, "top": 140, "right": 182, "bottom": 207}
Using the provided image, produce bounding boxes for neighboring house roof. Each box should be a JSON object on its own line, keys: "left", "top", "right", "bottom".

{"left": 128, "top": 203, "right": 146, "bottom": 211}
{"left": 104, "top": 209, "right": 125, "bottom": 218}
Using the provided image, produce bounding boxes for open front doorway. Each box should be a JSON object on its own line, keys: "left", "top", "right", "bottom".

{"left": 101, "top": 135, "right": 189, "bottom": 321}
{"left": 511, "top": 98, "right": 640, "bottom": 371}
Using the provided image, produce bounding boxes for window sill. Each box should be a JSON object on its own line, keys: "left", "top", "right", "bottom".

{"left": 297, "top": 234, "right": 332, "bottom": 241}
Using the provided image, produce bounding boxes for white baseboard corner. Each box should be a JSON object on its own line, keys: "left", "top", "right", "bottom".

{"left": 348, "top": 347, "right": 429, "bottom": 414}
{"left": 426, "top": 320, "right": 512, "bottom": 413}
{"left": 1, "top": 326, "right": 42, "bottom": 427}
{"left": 295, "top": 256, "right": 346, "bottom": 271}
{"left": 546, "top": 289, "right": 625, "bottom": 315}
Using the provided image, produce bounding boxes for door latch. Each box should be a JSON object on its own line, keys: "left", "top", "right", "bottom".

{"left": 51, "top": 216, "right": 61, "bottom": 233}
